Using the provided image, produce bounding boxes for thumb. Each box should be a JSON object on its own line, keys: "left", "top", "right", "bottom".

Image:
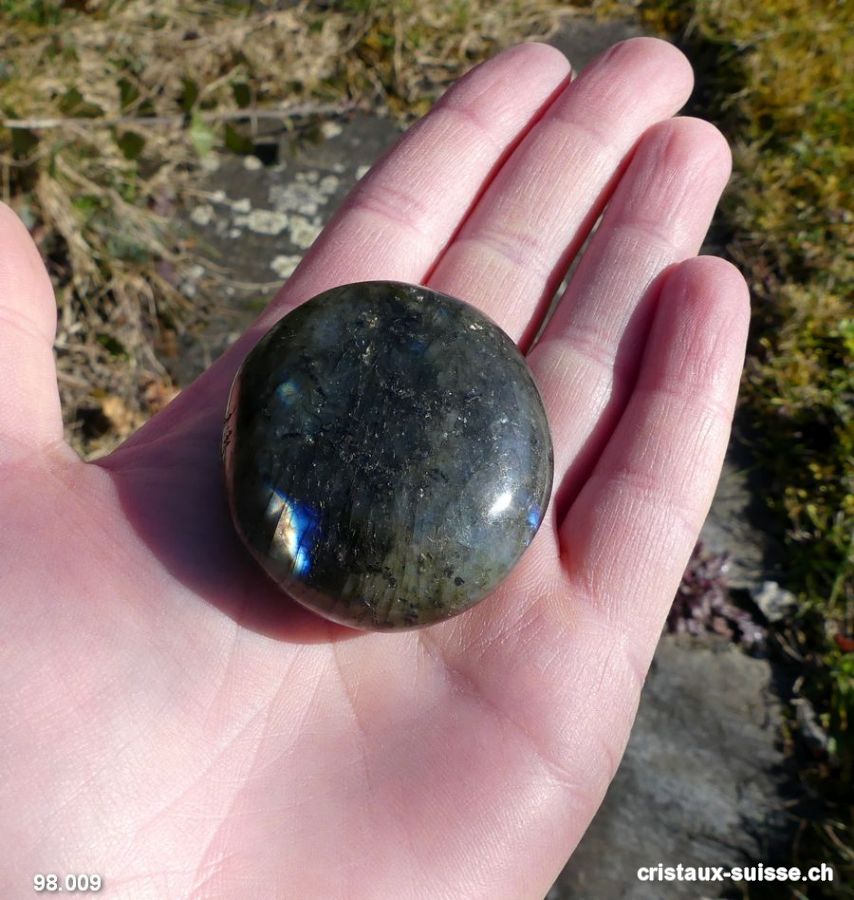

{"left": 0, "top": 202, "right": 64, "bottom": 462}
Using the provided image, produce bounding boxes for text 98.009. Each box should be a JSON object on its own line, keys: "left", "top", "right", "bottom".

{"left": 33, "top": 874, "right": 102, "bottom": 892}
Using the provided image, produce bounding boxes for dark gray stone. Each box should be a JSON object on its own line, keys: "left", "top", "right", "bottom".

{"left": 223, "top": 280, "right": 553, "bottom": 630}
{"left": 699, "top": 447, "right": 778, "bottom": 592}
{"left": 547, "top": 18, "right": 644, "bottom": 72}
{"left": 166, "top": 112, "right": 404, "bottom": 387}
{"left": 549, "top": 636, "right": 792, "bottom": 899}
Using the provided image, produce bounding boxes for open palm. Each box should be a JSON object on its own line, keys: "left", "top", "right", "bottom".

{"left": 0, "top": 39, "right": 748, "bottom": 898}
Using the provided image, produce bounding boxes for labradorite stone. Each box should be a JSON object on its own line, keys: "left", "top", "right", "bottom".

{"left": 223, "top": 280, "right": 553, "bottom": 630}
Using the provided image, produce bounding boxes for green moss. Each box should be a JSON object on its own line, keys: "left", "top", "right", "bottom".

{"left": 632, "top": 0, "right": 853, "bottom": 887}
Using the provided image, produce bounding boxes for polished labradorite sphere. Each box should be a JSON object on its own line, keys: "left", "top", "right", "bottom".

{"left": 223, "top": 280, "right": 553, "bottom": 630}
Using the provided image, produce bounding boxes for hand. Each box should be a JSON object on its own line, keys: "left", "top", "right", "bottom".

{"left": 0, "top": 39, "right": 748, "bottom": 898}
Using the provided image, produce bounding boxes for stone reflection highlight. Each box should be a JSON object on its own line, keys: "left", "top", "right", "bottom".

{"left": 488, "top": 490, "right": 514, "bottom": 518}
{"left": 264, "top": 487, "right": 319, "bottom": 576}
{"left": 223, "top": 280, "right": 553, "bottom": 630}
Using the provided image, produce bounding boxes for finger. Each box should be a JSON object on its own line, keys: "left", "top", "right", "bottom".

{"left": 559, "top": 256, "right": 749, "bottom": 657}
{"left": 529, "top": 117, "right": 732, "bottom": 510}
{"left": 0, "top": 202, "right": 63, "bottom": 462}
{"left": 137, "top": 42, "right": 571, "bottom": 444}
{"left": 428, "top": 38, "right": 693, "bottom": 345}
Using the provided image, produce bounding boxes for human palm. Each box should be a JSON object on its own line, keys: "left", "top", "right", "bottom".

{"left": 0, "top": 39, "right": 748, "bottom": 898}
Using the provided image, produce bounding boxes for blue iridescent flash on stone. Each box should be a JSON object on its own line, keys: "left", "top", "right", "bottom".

{"left": 264, "top": 486, "right": 320, "bottom": 576}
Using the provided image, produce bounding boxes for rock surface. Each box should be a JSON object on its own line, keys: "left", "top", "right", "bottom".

{"left": 699, "top": 441, "right": 783, "bottom": 592}
{"left": 167, "top": 112, "right": 404, "bottom": 387}
{"left": 549, "top": 636, "right": 792, "bottom": 899}
{"left": 224, "top": 281, "right": 553, "bottom": 629}
{"left": 548, "top": 16, "right": 643, "bottom": 70}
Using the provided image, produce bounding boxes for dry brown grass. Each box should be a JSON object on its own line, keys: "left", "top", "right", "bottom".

{"left": 1, "top": 0, "right": 587, "bottom": 455}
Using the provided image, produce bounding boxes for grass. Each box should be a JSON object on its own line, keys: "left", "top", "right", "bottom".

{"left": 1, "top": 0, "right": 851, "bottom": 892}
{"left": 623, "top": 1, "right": 852, "bottom": 889}
{"left": 0, "top": 0, "right": 580, "bottom": 454}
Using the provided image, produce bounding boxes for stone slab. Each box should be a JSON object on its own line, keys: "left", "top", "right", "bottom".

{"left": 549, "top": 635, "right": 793, "bottom": 899}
